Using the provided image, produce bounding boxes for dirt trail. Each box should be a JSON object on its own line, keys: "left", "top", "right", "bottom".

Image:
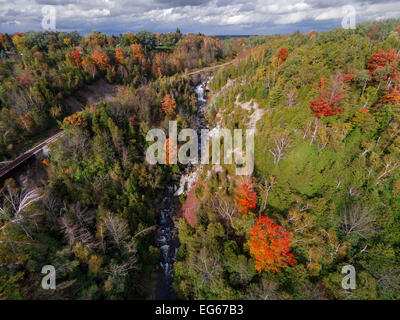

{"left": 235, "top": 95, "right": 266, "bottom": 133}
{"left": 65, "top": 79, "right": 124, "bottom": 112}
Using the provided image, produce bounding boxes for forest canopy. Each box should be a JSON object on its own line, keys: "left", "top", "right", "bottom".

{"left": 1, "top": 19, "right": 400, "bottom": 300}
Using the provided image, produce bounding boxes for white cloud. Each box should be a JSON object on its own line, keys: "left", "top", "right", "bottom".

{"left": 275, "top": 11, "right": 308, "bottom": 24}
{"left": 0, "top": 0, "right": 399, "bottom": 34}
{"left": 315, "top": 7, "right": 344, "bottom": 21}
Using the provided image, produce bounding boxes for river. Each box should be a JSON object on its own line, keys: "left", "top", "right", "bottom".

{"left": 154, "top": 81, "right": 209, "bottom": 299}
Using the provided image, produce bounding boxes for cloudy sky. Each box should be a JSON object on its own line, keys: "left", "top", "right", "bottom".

{"left": 1, "top": 0, "right": 400, "bottom": 35}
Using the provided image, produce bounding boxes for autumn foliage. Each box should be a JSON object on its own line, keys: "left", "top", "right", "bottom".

{"left": 63, "top": 113, "right": 88, "bottom": 128}
{"left": 161, "top": 94, "right": 176, "bottom": 117}
{"left": 131, "top": 43, "right": 145, "bottom": 63}
{"left": 367, "top": 48, "right": 400, "bottom": 79}
{"left": 310, "top": 76, "right": 345, "bottom": 118}
{"left": 249, "top": 216, "right": 296, "bottom": 273}
{"left": 70, "top": 50, "right": 82, "bottom": 67}
{"left": 342, "top": 73, "right": 354, "bottom": 83}
{"left": 17, "top": 76, "right": 30, "bottom": 86}
{"left": 163, "top": 138, "right": 177, "bottom": 165}
{"left": 154, "top": 53, "right": 167, "bottom": 77}
{"left": 92, "top": 50, "right": 110, "bottom": 71}
{"left": 42, "top": 159, "right": 50, "bottom": 167}
{"left": 234, "top": 179, "right": 257, "bottom": 215}
{"left": 367, "top": 49, "right": 400, "bottom": 106}
{"left": 115, "top": 47, "right": 125, "bottom": 64}
{"left": 382, "top": 85, "right": 400, "bottom": 104}
{"left": 277, "top": 48, "right": 289, "bottom": 66}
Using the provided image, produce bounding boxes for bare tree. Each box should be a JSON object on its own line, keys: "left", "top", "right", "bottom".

{"left": 106, "top": 257, "right": 137, "bottom": 288}
{"left": 191, "top": 248, "right": 221, "bottom": 286}
{"left": 348, "top": 186, "right": 362, "bottom": 197}
{"left": 211, "top": 196, "right": 237, "bottom": 226}
{"left": 103, "top": 212, "right": 129, "bottom": 250}
{"left": 361, "top": 140, "right": 374, "bottom": 156}
{"left": 285, "top": 89, "right": 298, "bottom": 107}
{"left": 257, "top": 176, "right": 275, "bottom": 216}
{"left": 59, "top": 215, "right": 79, "bottom": 246}
{"left": 211, "top": 196, "right": 237, "bottom": 239}
{"left": 58, "top": 202, "right": 96, "bottom": 248}
{"left": 296, "top": 198, "right": 311, "bottom": 212}
{"left": 268, "top": 132, "right": 291, "bottom": 165}
{"left": 303, "top": 119, "right": 313, "bottom": 140}
{"left": 309, "top": 118, "right": 319, "bottom": 146}
{"left": 41, "top": 191, "right": 60, "bottom": 226}
{"left": 341, "top": 205, "right": 375, "bottom": 239}
{"left": 246, "top": 278, "right": 279, "bottom": 300}
{"left": 376, "top": 156, "right": 399, "bottom": 185}
{"left": 0, "top": 185, "right": 43, "bottom": 238}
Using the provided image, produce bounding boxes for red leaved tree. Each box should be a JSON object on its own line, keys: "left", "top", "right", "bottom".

{"left": 310, "top": 75, "right": 345, "bottom": 118}
{"left": 342, "top": 73, "right": 354, "bottom": 82}
{"left": 367, "top": 48, "right": 400, "bottom": 79}
{"left": 277, "top": 48, "right": 288, "bottom": 66}
{"left": 367, "top": 49, "right": 400, "bottom": 106}
{"left": 234, "top": 178, "right": 257, "bottom": 215}
{"left": 67, "top": 50, "right": 82, "bottom": 67}
{"left": 249, "top": 216, "right": 296, "bottom": 273}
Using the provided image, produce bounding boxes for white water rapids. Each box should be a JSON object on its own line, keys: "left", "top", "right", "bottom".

{"left": 155, "top": 81, "right": 208, "bottom": 299}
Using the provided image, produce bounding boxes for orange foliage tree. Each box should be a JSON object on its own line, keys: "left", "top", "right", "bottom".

{"left": 163, "top": 138, "right": 177, "bottom": 165}
{"left": 92, "top": 50, "right": 110, "bottom": 71}
{"left": 382, "top": 85, "right": 400, "bottom": 104}
{"left": 154, "top": 53, "right": 166, "bottom": 77}
{"left": 249, "top": 216, "right": 296, "bottom": 273}
{"left": 42, "top": 159, "right": 50, "bottom": 167}
{"left": 115, "top": 47, "right": 125, "bottom": 64}
{"left": 308, "top": 30, "right": 317, "bottom": 40}
{"left": 0, "top": 34, "right": 5, "bottom": 48}
{"left": 63, "top": 113, "right": 88, "bottom": 128}
{"left": 234, "top": 178, "right": 257, "bottom": 215}
{"left": 131, "top": 43, "right": 145, "bottom": 62}
{"left": 161, "top": 94, "right": 176, "bottom": 117}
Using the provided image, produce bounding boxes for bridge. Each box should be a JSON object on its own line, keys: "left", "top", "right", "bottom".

{"left": 184, "top": 61, "right": 232, "bottom": 77}
{"left": 0, "top": 131, "right": 63, "bottom": 180}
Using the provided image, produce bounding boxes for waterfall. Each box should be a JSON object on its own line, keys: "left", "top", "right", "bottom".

{"left": 155, "top": 81, "right": 208, "bottom": 300}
